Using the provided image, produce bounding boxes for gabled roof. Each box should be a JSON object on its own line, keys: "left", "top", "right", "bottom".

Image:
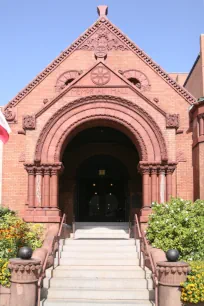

{"left": 5, "top": 10, "right": 196, "bottom": 110}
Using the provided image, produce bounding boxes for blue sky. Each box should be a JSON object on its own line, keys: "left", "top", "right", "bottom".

{"left": 0, "top": 0, "right": 204, "bottom": 105}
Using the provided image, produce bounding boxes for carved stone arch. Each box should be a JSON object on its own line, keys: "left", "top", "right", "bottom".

{"left": 55, "top": 117, "right": 147, "bottom": 163}
{"left": 35, "top": 95, "right": 168, "bottom": 163}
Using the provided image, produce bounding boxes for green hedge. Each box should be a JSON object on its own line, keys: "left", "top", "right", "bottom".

{"left": 146, "top": 198, "right": 204, "bottom": 261}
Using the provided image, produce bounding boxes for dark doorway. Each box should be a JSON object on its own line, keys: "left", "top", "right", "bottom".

{"left": 60, "top": 126, "right": 141, "bottom": 225}
{"left": 76, "top": 155, "right": 128, "bottom": 222}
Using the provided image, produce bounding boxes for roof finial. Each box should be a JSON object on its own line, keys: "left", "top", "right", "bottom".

{"left": 97, "top": 5, "right": 108, "bottom": 17}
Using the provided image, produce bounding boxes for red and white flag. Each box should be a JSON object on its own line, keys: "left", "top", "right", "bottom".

{"left": 0, "top": 110, "right": 11, "bottom": 144}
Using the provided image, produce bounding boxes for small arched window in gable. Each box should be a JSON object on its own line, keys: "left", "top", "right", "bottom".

{"left": 128, "top": 77, "right": 141, "bottom": 89}
{"left": 55, "top": 70, "right": 82, "bottom": 92}
{"left": 120, "top": 69, "right": 150, "bottom": 91}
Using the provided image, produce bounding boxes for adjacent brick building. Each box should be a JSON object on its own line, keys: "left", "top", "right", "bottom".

{"left": 1, "top": 6, "right": 204, "bottom": 226}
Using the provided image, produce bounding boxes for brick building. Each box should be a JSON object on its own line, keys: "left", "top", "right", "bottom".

{"left": 1, "top": 6, "right": 204, "bottom": 227}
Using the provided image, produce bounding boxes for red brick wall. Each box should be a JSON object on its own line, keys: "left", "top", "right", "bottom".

{"left": 2, "top": 24, "right": 197, "bottom": 217}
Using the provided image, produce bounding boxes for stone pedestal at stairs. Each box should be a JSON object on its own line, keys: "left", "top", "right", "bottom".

{"left": 157, "top": 261, "right": 190, "bottom": 306}
{"left": 8, "top": 258, "right": 41, "bottom": 306}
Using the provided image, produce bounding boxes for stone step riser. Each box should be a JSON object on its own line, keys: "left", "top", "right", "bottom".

{"left": 56, "top": 258, "right": 139, "bottom": 266}
{"left": 70, "top": 233, "right": 129, "bottom": 239}
{"left": 75, "top": 222, "right": 128, "bottom": 227}
{"left": 43, "top": 299, "right": 153, "bottom": 306}
{"left": 75, "top": 229, "right": 129, "bottom": 233}
{"left": 65, "top": 240, "right": 136, "bottom": 246}
{"left": 60, "top": 252, "right": 139, "bottom": 259}
{"left": 48, "top": 289, "right": 151, "bottom": 300}
{"left": 62, "top": 245, "right": 137, "bottom": 252}
{"left": 50, "top": 278, "right": 148, "bottom": 289}
{"left": 53, "top": 270, "right": 145, "bottom": 279}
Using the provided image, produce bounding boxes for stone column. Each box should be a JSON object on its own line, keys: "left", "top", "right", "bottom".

{"left": 166, "top": 169, "right": 173, "bottom": 201}
{"left": 8, "top": 259, "right": 41, "bottom": 306}
{"left": 27, "top": 168, "right": 35, "bottom": 208}
{"left": 157, "top": 261, "right": 190, "bottom": 306}
{"left": 198, "top": 114, "right": 204, "bottom": 136}
{"left": 50, "top": 169, "right": 58, "bottom": 208}
{"left": 141, "top": 168, "right": 150, "bottom": 208}
{"left": 35, "top": 168, "right": 43, "bottom": 207}
{"left": 159, "top": 168, "right": 166, "bottom": 203}
{"left": 43, "top": 168, "right": 50, "bottom": 207}
{"left": 151, "top": 167, "right": 157, "bottom": 203}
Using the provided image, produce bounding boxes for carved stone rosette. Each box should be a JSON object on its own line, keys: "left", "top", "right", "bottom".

{"left": 166, "top": 114, "right": 179, "bottom": 129}
{"left": 23, "top": 115, "right": 36, "bottom": 130}
{"left": 4, "top": 107, "right": 16, "bottom": 122}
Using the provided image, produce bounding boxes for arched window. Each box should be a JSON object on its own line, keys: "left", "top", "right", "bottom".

{"left": 64, "top": 78, "right": 75, "bottom": 86}
{"left": 128, "top": 77, "right": 141, "bottom": 89}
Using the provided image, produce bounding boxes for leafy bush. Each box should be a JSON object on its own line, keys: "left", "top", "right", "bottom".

{"left": 181, "top": 261, "right": 204, "bottom": 304}
{"left": 146, "top": 198, "right": 204, "bottom": 261}
{"left": 0, "top": 208, "right": 44, "bottom": 287}
{"left": 0, "top": 259, "right": 10, "bottom": 288}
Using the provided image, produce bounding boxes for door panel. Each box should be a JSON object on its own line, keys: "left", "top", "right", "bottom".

{"left": 77, "top": 178, "right": 126, "bottom": 222}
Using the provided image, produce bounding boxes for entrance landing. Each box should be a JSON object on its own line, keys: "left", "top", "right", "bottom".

{"left": 72, "top": 222, "right": 130, "bottom": 239}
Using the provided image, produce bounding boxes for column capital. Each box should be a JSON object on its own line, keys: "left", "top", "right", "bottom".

{"left": 158, "top": 166, "right": 166, "bottom": 175}
{"left": 138, "top": 163, "right": 150, "bottom": 175}
{"left": 150, "top": 167, "right": 158, "bottom": 175}
{"left": 157, "top": 261, "right": 190, "bottom": 287}
{"left": 8, "top": 259, "right": 41, "bottom": 283}
{"left": 198, "top": 113, "right": 204, "bottom": 119}
{"left": 24, "top": 163, "right": 35, "bottom": 175}
{"left": 35, "top": 167, "right": 43, "bottom": 175}
{"left": 43, "top": 168, "right": 51, "bottom": 176}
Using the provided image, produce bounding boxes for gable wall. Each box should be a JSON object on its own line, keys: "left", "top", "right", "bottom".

{"left": 2, "top": 42, "right": 194, "bottom": 214}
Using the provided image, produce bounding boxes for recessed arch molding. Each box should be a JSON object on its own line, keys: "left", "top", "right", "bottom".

{"left": 34, "top": 95, "right": 168, "bottom": 163}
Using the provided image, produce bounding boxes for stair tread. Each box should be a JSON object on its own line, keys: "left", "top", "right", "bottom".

{"left": 43, "top": 298, "right": 154, "bottom": 305}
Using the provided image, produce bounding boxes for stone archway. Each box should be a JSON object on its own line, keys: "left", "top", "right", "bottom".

{"left": 24, "top": 95, "right": 176, "bottom": 223}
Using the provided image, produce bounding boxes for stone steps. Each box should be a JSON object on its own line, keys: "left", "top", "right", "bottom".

{"left": 60, "top": 252, "right": 139, "bottom": 259}
{"left": 47, "top": 288, "right": 153, "bottom": 300}
{"left": 71, "top": 233, "right": 129, "bottom": 239}
{"left": 62, "top": 245, "right": 137, "bottom": 252}
{"left": 65, "top": 239, "right": 135, "bottom": 245}
{"left": 50, "top": 277, "right": 149, "bottom": 289}
{"left": 42, "top": 299, "right": 154, "bottom": 306}
{"left": 42, "top": 223, "right": 154, "bottom": 306}
{"left": 56, "top": 257, "right": 139, "bottom": 266}
{"left": 53, "top": 266, "right": 146, "bottom": 279}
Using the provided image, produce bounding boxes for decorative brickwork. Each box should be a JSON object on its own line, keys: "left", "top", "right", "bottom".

{"left": 4, "top": 15, "right": 195, "bottom": 111}
{"left": 120, "top": 69, "right": 150, "bottom": 91}
{"left": 166, "top": 114, "right": 179, "bottom": 128}
{"left": 34, "top": 95, "right": 168, "bottom": 163}
{"left": 23, "top": 115, "right": 36, "bottom": 130}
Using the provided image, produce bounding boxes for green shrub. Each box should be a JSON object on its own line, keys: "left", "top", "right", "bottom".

{"left": 181, "top": 261, "right": 204, "bottom": 304}
{"left": 0, "top": 208, "right": 44, "bottom": 287}
{"left": 146, "top": 198, "right": 204, "bottom": 261}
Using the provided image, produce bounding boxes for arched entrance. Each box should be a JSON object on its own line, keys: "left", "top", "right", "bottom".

{"left": 59, "top": 126, "right": 141, "bottom": 224}
{"left": 24, "top": 95, "right": 177, "bottom": 224}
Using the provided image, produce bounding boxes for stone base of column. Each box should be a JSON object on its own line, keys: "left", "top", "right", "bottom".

{"left": 24, "top": 207, "right": 61, "bottom": 223}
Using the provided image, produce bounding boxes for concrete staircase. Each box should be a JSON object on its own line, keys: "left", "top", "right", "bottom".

{"left": 42, "top": 222, "right": 154, "bottom": 306}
